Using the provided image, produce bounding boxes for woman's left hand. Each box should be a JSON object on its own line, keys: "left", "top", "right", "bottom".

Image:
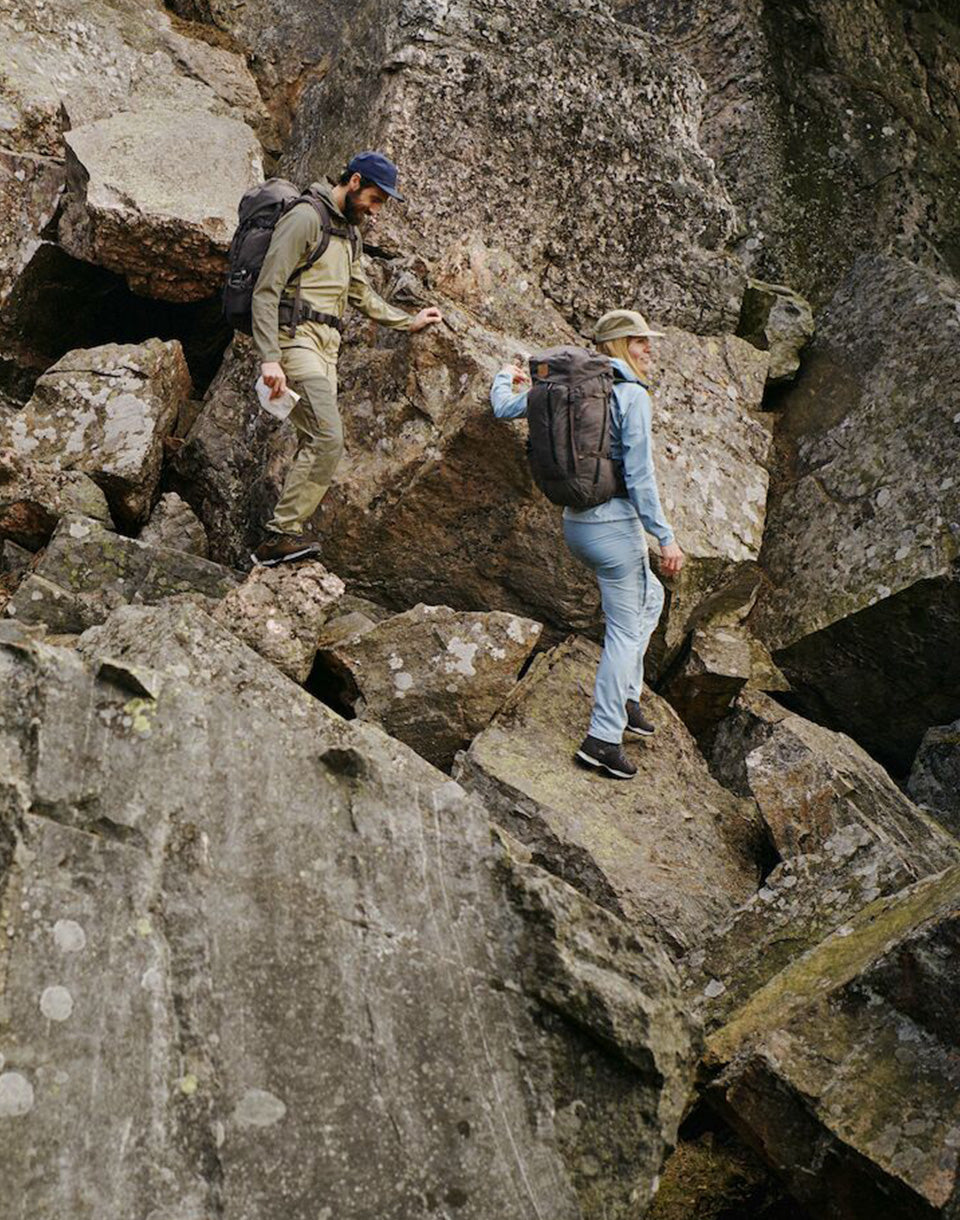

{"left": 658, "top": 542, "right": 685, "bottom": 577}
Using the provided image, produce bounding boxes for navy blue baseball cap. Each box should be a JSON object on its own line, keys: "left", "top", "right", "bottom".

{"left": 346, "top": 151, "right": 404, "bottom": 202}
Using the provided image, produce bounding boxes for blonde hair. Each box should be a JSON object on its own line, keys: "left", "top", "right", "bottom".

{"left": 598, "top": 336, "right": 647, "bottom": 382}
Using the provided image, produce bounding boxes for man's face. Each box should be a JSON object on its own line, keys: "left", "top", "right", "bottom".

{"left": 343, "top": 175, "right": 390, "bottom": 225}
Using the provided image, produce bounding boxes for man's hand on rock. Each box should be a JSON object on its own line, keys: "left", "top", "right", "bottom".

{"left": 261, "top": 362, "right": 288, "bottom": 400}
{"left": 409, "top": 307, "right": 443, "bottom": 332}
{"left": 658, "top": 542, "right": 685, "bottom": 577}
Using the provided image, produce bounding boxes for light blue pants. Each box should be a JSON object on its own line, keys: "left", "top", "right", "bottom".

{"left": 563, "top": 515, "right": 665, "bottom": 743}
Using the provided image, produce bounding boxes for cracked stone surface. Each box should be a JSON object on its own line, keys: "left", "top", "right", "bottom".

{"left": 318, "top": 603, "right": 543, "bottom": 769}
{"left": 0, "top": 602, "right": 698, "bottom": 1219}
{"left": 0, "top": 340, "right": 192, "bottom": 529}
{"left": 0, "top": 447, "right": 111, "bottom": 550}
{"left": 0, "top": 149, "right": 64, "bottom": 308}
{"left": 138, "top": 492, "right": 208, "bottom": 558}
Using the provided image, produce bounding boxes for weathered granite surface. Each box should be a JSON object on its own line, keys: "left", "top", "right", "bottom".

{"left": 139, "top": 492, "right": 208, "bottom": 558}
{"left": 909, "top": 719, "right": 960, "bottom": 838}
{"left": 455, "top": 635, "right": 765, "bottom": 954}
{"left": 0, "top": 149, "right": 64, "bottom": 307}
{"left": 0, "top": 340, "right": 192, "bottom": 529}
{"left": 0, "top": 603, "right": 699, "bottom": 1219}
{"left": 6, "top": 514, "right": 239, "bottom": 633}
{"left": 0, "top": 448, "right": 111, "bottom": 550}
{"left": 751, "top": 256, "right": 960, "bottom": 770}
{"left": 736, "top": 279, "right": 815, "bottom": 384}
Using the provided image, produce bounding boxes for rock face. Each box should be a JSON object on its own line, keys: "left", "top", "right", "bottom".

{"left": 6, "top": 515, "right": 240, "bottom": 633}
{"left": 139, "top": 492, "right": 208, "bottom": 557}
{"left": 318, "top": 603, "right": 543, "bottom": 770}
{"left": 0, "top": 150, "right": 64, "bottom": 306}
{"left": 455, "top": 635, "right": 765, "bottom": 953}
{"left": 706, "top": 864, "right": 960, "bottom": 1220}
{"left": 0, "top": 448, "right": 111, "bottom": 550}
{"left": 909, "top": 719, "right": 960, "bottom": 837}
{"left": 751, "top": 256, "right": 960, "bottom": 771}
{"left": 213, "top": 561, "right": 344, "bottom": 683}
{"left": 59, "top": 110, "right": 263, "bottom": 302}
{"left": 736, "top": 279, "right": 815, "bottom": 384}
{"left": 687, "top": 691, "right": 960, "bottom": 1026}
{"left": 0, "top": 603, "right": 698, "bottom": 1219}
{"left": 283, "top": 0, "right": 746, "bottom": 335}
{"left": 619, "top": 0, "right": 960, "bottom": 307}
{"left": 0, "top": 340, "right": 192, "bottom": 529}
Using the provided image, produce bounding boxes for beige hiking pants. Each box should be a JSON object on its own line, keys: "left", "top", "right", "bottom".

{"left": 266, "top": 332, "right": 342, "bottom": 537}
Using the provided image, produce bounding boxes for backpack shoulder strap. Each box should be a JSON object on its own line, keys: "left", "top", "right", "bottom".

{"left": 299, "top": 195, "right": 333, "bottom": 272}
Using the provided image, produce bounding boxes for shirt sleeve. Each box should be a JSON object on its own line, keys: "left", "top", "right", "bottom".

{"left": 618, "top": 385, "right": 675, "bottom": 547}
{"left": 490, "top": 369, "right": 529, "bottom": 419}
{"left": 250, "top": 204, "right": 321, "bottom": 364}
{"left": 348, "top": 253, "right": 414, "bottom": 330}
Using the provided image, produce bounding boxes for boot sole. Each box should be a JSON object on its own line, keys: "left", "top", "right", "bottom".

{"left": 250, "top": 544, "right": 322, "bottom": 568}
{"left": 625, "top": 724, "right": 655, "bottom": 737}
{"left": 574, "top": 749, "right": 636, "bottom": 780}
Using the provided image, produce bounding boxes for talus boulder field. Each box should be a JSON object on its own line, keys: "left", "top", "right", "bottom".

{"left": 0, "top": 603, "right": 699, "bottom": 1220}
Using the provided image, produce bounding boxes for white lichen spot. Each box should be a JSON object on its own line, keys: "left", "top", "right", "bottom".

{"left": 233, "top": 1088, "right": 287, "bottom": 1128}
{"left": 136, "top": 917, "right": 153, "bottom": 938}
{"left": 388, "top": 653, "right": 404, "bottom": 671}
{"left": 53, "top": 919, "right": 86, "bottom": 953}
{"left": 445, "top": 637, "right": 478, "bottom": 676}
{"left": 506, "top": 618, "right": 528, "bottom": 644}
{"left": 40, "top": 985, "right": 74, "bottom": 1022}
{"left": 141, "top": 966, "right": 163, "bottom": 993}
{"left": 180, "top": 1073, "right": 199, "bottom": 1096}
{"left": 394, "top": 671, "right": 414, "bottom": 698}
{"left": 68, "top": 520, "right": 91, "bottom": 539}
{"left": 836, "top": 925, "right": 854, "bottom": 938}
{"left": 703, "top": 978, "right": 726, "bottom": 998}
{"left": 0, "top": 1072, "right": 34, "bottom": 1117}
{"left": 265, "top": 617, "right": 284, "bottom": 635}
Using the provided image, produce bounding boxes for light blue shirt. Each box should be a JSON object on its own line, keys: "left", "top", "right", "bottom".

{"left": 489, "top": 357, "right": 675, "bottom": 546}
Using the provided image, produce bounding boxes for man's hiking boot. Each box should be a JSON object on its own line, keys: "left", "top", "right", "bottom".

{"left": 575, "top": 735, "right": 637, "bottom": 780}
{"left": 625, "top": 699, "right": 656, "bottom": 737}
{"left": 251, "top": 533, "right": 322, "bottom": 567}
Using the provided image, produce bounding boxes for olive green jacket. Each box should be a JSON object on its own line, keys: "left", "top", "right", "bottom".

{"left": 251, "top": 180, "right": 413, "bottom": 364}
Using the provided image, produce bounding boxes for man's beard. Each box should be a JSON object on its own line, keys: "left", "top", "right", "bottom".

{"left": 343, "top": 188, "right": 365, "bottom": 225}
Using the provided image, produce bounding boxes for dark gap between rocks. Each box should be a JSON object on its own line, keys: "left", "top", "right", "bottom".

{"left": 304, "top": 651, "right": 359, "bottom": 720}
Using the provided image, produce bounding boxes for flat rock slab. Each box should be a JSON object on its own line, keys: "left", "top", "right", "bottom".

{"left": 455, "top": 635, "right": 764, "bottom": 953}
{"left": 213, "top": 560, "right": 345, "bottom": 683}
{"left": 751, "top": 255, "right": 960, "bottom": 770}
{"left": 5, "top": 514, "right": 239, "bottom": 633}
{"left": 320, "top": 603, "right": 543, "bottom": 770}
{"left": 0, "top": 339, "right": 192, "bottom": 529}
{"left": 706, "top": 865, "right": 960, "bottom": 1220}
{"left": 0, "top": 447, "right": 111, "bottom": 549}
{"left": 0, "top": 602, "right": 697, "bottom": 1219}
{"left": 59, "top": 109, "right": 264, "bottom": 302}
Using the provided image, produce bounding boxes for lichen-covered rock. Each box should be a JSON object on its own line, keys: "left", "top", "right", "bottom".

{"left": 736, "top": 279, "right": 815, "bottom": 383}
{"left": 0, "top": 339, "right": 192, "bottom": 529}
{"left": 658, "top": 624, "right": 788, "bottom": 740}
{"left": 621, "top": 0, "right": 960, "bottom": 305}
{"left": 213, "top": 561, "right": 344, "bottom": 683}
{"left": 908, "top": 719, "right": 960, "bottom": 837}
{"left": 751, "top": 256, "right": 960, "bottom": 771}
{"left": 283, "top": 0, "right": 746, "bottom": 334}
{"left": 0, "top": 603, "right": 698, "bottom": 1218}
{"left": 318, "top": 603, "right": 543, "bottom": 769}
{"left": 455, "top": 635, "right": 765, "bottom": 953}
{"left": 0, "top": 0, "right": 269, "bottom": 157}
{"left": 5, "top": 514, "right": 239, "bottom": 633}
{"left": 0, "top": 149, "right": 64, "bottom": 306}
{"left": 59, "top": 109, "right": 264, "bottom": 302}
{"left": 686, "top": 691, "right": 960, "bottom": 1026}
{"left": 706, "top": 865, "right": 960, "bottom": 1220}
{"left": 0, "top": 448, "right": 111, "bottom": 549}
{"left": 139, "top": 492, "right": 208, "bottom": 558}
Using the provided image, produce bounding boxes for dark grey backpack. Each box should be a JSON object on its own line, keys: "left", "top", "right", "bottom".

{"left": 221, "top": 179, "right": 361, "bottom": 333}
{"left": 525, "top": 346, "right": 626, "bottom": 508}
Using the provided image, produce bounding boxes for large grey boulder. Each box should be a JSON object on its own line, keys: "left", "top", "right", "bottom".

{"left": 5, "top": 514, "right": 239, "bottom": 633}
{"left": 706, "top": 864, "right": 960, "bottom": 1220}
{"left": 139, "top": 492, "right": 208, "bottom": 558}
{"left": 751, "top": 256, "right": 960, "bottom": 771}
{"left": 0, "top": 150, "right": 64, "bottom": 307}
{"left": 455, "top": 635, "right": 765, "bottom": 954}
{"left": 908, "top": 719, "right": 960, "bottom": 838}
{"left": 687, "top": 691, "right": 960, "bottom": 1026}
{"left": 0, "top": 602, "right": 699, "bottom": 1218}
{"left": 0, "top": 448, "right": 111, "bottom": 550}
{"left": 282, "top": 0, "right": 746, "bottom": 335}
{"left": 0, "top": 340, "right": 192, "bottom": 529}
{"left": 59, "top": 109, "right": 263, "bottom": 302}
{"left": 318, "top": 603, "right": 543, "bottom": 770}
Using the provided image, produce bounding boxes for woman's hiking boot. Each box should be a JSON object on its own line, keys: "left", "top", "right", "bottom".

{"left": 575, "top": 735, "right": 637, "bottom": 780}
{"left": 625, "top": 700, "right": 656, "bottom": 737}
{"left": 251, "top": 532, "right": 322, "bottom": 567}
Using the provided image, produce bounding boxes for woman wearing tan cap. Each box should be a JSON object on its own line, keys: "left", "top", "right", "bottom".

{"left": 490, "top": 309, "right": 684, "bottom": 779}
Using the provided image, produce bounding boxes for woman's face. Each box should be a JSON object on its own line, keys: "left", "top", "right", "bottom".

{"left": 627, "top": 335, "right": 652, "bottom": 378}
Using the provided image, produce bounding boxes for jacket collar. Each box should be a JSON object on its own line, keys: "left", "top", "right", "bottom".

{"left": 311, "top": 179, "right": 347, "bottom": 221}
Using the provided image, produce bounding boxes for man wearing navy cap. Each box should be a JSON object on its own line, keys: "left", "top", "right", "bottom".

{"left": 250, "top": 151, "right": 443, "bottom": 566}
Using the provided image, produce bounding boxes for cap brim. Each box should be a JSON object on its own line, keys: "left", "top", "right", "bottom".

{"left": 381, "top": 183, "right": 404, "bottom": 202}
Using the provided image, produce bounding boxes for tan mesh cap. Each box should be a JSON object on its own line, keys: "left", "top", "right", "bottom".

{"left": 593, "top": 309, "right": 665, "bottom": 343}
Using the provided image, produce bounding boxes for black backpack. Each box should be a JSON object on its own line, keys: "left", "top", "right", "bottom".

{"left": 221, "top": 178, "right": 361, "bottom": 333}
{"left": 525, "top": 346, "right": 626, "bottom": 508}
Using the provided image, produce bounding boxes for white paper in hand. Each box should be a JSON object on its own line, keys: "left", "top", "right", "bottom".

{"left": 255, "top": 376, "right": 300, "bottom": 420}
